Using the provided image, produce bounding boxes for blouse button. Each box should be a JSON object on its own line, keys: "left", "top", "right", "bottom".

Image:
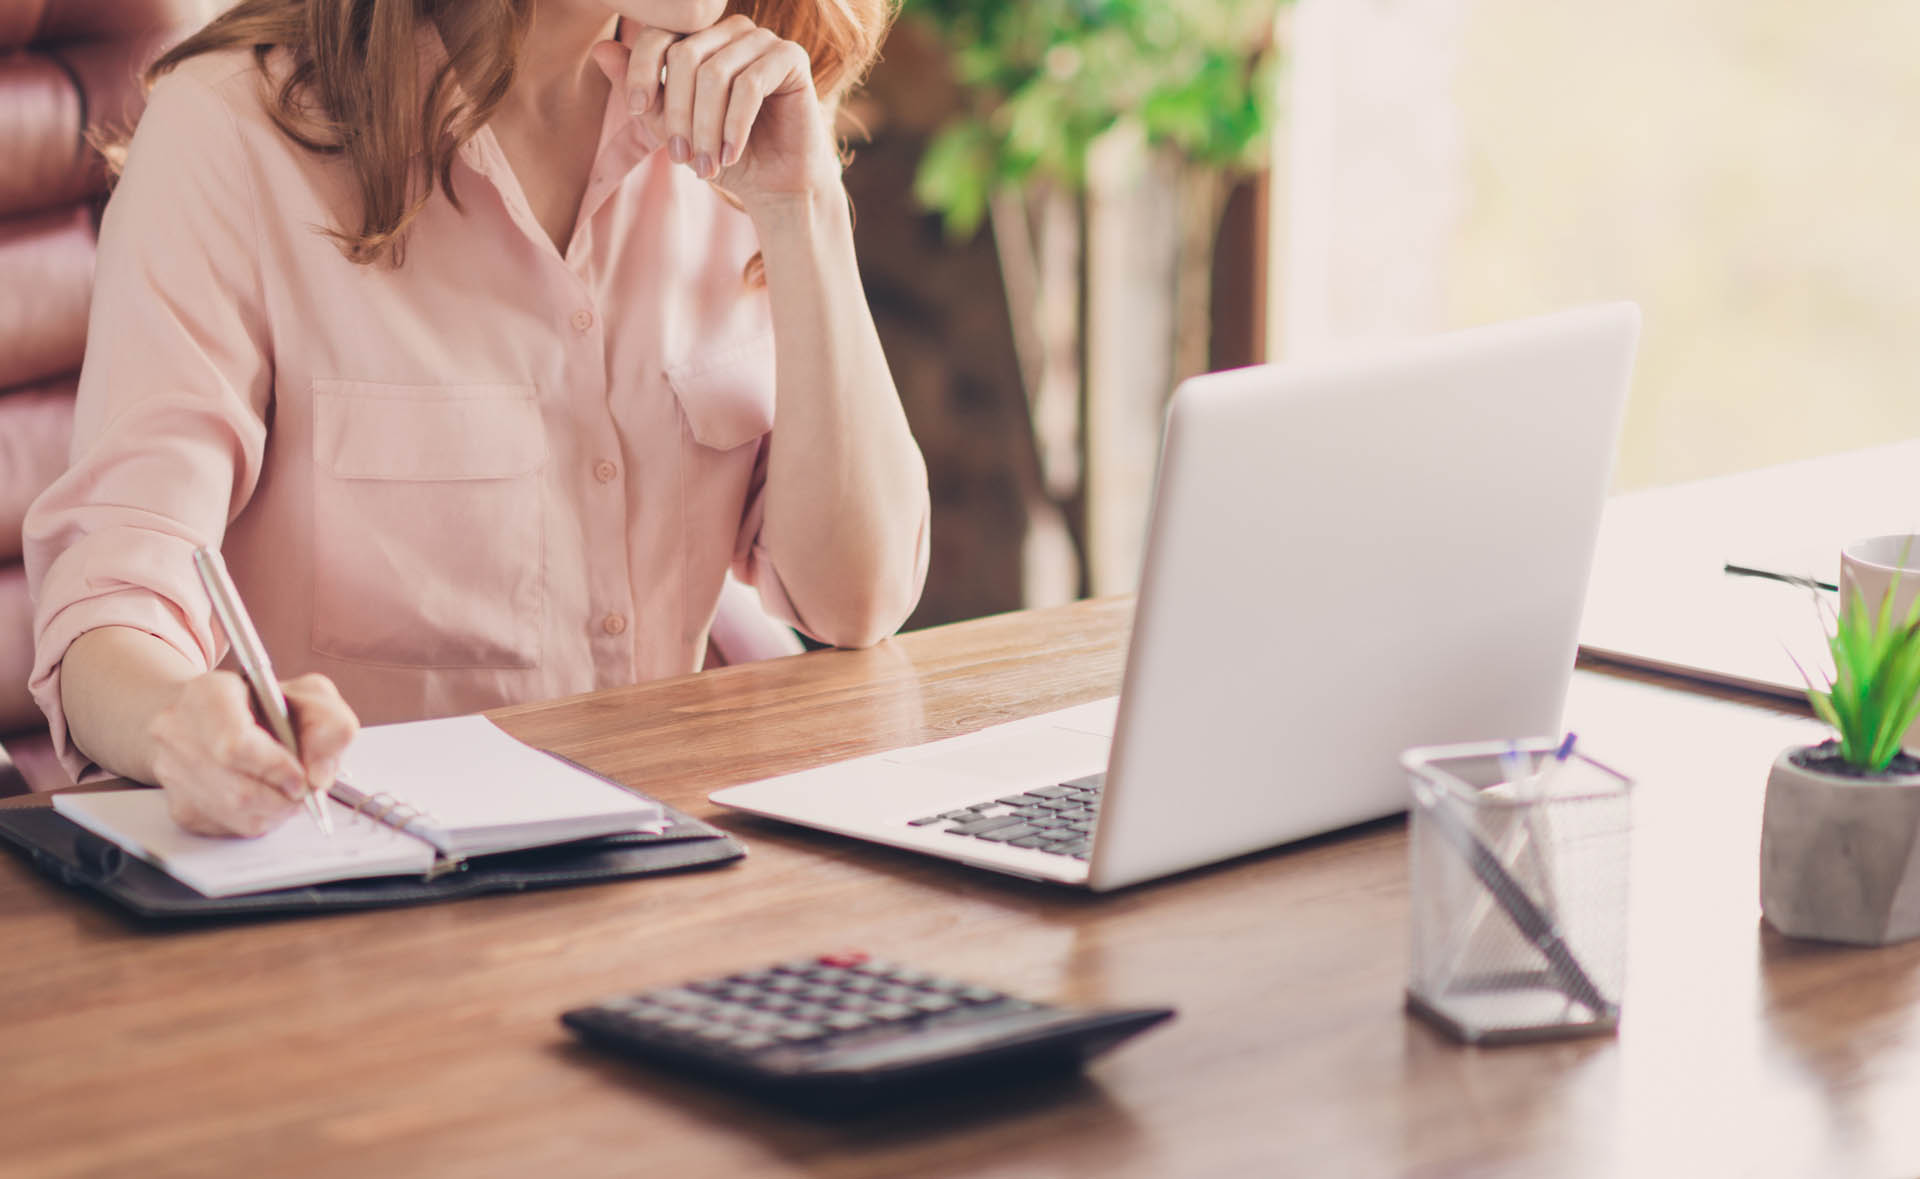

{"left": 602, "top": 613, "right": 628, "bottom": 636}
{"left": 571, "top": 308, "right": 596, "bottom": 333}
{"left": 593, "top": 460, "right": 618, "bottom": 483}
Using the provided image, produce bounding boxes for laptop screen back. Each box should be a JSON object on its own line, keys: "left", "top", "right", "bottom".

{"left": 1090, "top": 304, "right": 1641, "bottom": 889}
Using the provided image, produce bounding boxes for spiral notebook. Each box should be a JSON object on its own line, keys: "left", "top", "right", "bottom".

{"left": 50, "top": 715, "right": 669, "bottom": 898}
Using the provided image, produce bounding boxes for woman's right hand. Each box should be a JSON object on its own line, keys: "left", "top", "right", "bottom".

{"left": 145, "top": 671, "right": 359, "bottom": 837}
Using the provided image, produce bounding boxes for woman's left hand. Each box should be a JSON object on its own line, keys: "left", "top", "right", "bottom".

{"left": 593, "top": 16, "right": 840, "bottom": 206}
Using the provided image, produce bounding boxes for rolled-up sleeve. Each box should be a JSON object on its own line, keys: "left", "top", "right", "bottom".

{"left": 730, "top": 436, "right": 931, "bottom": 648}
{"left": 22, "top": 68, "right": 270, "bottom": 779}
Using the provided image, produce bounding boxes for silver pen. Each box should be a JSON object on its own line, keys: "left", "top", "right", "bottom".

{"left": 191, "top": 546, "right": 334, "bottom": 835}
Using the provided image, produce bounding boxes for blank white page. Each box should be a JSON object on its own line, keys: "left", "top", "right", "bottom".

{"left": 53, "top": 791, "right": 431, "bottom": 897}
{"left": 336, "top": 715, "right": 666, "bottom": 857}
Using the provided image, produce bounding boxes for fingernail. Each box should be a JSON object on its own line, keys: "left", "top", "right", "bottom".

{"left": 669, "top": 135, "right": 690, "bottom": 164}
{"left": 276, "top": 772, "right": 305, "bottom": 798}
{"left": 630, "top": 90, "right": 650, "bottom": 117}
{"left": 694, "top": 152, "right": 714, "bottom": 179}
{"left": 721, "top": 140, "right": 739, "bottom": 168}
{"left": 311, "top": 758, "right": 338, "bottom": 790}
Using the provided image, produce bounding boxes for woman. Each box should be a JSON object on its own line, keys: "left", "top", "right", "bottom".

{"left": 22, "top": 0, "right": 929, "bottom": 837}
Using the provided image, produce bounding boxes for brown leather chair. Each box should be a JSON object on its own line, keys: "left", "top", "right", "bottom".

{"left": 0, "top": 0, "right": 207, "bottom": 792}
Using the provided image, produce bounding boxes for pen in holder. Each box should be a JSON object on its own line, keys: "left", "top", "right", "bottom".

{"left": 1401, "top": 738, "right": 1633, "bottom": 1044}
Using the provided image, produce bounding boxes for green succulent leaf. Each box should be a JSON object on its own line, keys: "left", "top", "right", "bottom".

{"left": 1808, "top": 568, "right": 1920, "bottom": 772}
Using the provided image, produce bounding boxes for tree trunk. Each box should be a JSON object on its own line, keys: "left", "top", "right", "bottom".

{"left": 989, "top": 185, "right": 1086, "bottom": 606}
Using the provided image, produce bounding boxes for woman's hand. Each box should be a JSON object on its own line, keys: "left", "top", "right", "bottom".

{"left": 146, "top": 671, "right": 359, "bottom": 837}
{"left": 593, "top": 16, "right": 840, "bottom": 206}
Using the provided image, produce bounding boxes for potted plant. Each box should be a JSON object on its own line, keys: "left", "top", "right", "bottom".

{"left": 1761, "top": 576, "right": 1920, "bottom": 944}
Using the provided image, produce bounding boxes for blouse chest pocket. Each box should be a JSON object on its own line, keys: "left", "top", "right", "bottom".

{"left": 665, "top": 333, "right": 776, "bottom": 452}
{"left": 309, "top": 381, "right": 547, "bottom": 670}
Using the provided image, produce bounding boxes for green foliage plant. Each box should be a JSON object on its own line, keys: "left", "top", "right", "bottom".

{"left": 1796, "top": 574, "right": 1920, "bottom": 773}
{"left": 907, "top": 0, "right": 1287, "bottom": 236}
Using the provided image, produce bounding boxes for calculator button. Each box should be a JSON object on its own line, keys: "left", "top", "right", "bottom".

{"left": 907, "top": 815, "right": 947, "bottom": 826}
{"left": 649, "top": 988, "right": 707, "bottom": 1010}
{"left": 909, "top": 993, "right": 959, "bottom": 1014}
{"left": 818, "top": 951, "right": 870, "bottom": 968}
{"left": 787, "top": 1003, "right": 836, "bottom": 1023}
{"left": 824, "top": 1012, "right": 872, "bottom": 1032}
{"left": 731, "top": 1033, "right": 777, "bottom": 1052}
{"left": 867, "top": 1003, "right": 917, "bottom": 1023}
{"left": 954, "top": 986, "right": 1002, "bottom": 1004}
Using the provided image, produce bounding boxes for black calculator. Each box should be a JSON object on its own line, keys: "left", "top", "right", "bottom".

{"left": 561, "top": 951, "right": 1175, "bottom": 1112}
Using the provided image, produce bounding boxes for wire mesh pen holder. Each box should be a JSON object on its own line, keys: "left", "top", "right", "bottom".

{"left": 1401, "top": 739, "right": 1633, "bottom": 1044}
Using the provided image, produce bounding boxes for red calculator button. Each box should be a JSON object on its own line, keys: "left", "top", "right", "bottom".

{"left": 818, "top": 950, "right": 870, "bottom": 968}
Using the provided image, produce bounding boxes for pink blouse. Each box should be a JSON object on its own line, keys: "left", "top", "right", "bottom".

{"left": 24, "top": 46, "right": 928, "bottom": 779}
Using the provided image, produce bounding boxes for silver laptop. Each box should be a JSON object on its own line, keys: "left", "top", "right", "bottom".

{"left": 712, "top": 304, "right": 1641, "bottom": 890}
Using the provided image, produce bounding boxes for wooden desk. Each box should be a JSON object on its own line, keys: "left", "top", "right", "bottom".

{"left": 4, "top": 598, "right": 1920, "bottom": 1177}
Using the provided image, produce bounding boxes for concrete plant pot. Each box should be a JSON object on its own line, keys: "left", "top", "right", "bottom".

{"left": 1760, "top": 741, "right": 1920, "bottom": 945}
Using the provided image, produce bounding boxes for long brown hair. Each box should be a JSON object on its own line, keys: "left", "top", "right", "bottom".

{"left": 147, "top": 0, "right": 892, "bottom": 266}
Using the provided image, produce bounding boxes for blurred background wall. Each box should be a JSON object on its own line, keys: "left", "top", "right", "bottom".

{"left": 1448, "top": 0, "right": 1920, "bottom": 493}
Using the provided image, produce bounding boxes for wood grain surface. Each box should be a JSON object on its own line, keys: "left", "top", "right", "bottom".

{"left": 4, "top": 597, "right": 1920, "bottom": 1178}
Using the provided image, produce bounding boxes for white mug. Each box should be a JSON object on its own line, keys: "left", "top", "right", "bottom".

{"left": 1840, "top": 534, "right": 1920, "bottom": 625}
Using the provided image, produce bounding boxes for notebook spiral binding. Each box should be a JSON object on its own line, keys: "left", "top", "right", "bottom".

{"left": 344, "top": 790, "right": 467, "bottom": 881}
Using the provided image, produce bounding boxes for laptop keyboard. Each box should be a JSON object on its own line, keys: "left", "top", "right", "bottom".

{"left": 905, "top": 772, "right": 1104, "bottom": 861}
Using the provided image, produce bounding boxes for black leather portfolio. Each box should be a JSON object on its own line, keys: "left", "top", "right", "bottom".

{"left": 0, "top": 801, "right": 744, "bottom": 920}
